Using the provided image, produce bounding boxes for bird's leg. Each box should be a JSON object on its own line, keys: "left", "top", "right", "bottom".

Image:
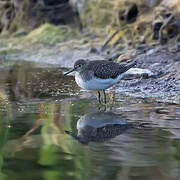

{"left": 109, "top": 92, "right": 115, "bottom": 103}
{"left": 103, "top": 90, "right": 106, "bottom": 104}
{"left": 98, "top": 91, "right": 101, "bottom": 104}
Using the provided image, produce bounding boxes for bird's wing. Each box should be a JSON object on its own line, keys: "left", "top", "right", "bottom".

{"left": 88, "top": 60, "right": 136, "bottom": 79}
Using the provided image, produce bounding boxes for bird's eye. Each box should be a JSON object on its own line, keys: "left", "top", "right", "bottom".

{"left": 75, "top": 64, "right": 83, "bottom": 69}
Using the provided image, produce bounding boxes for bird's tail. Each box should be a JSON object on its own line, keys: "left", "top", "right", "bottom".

{"left": 124, "top": 61, "right": 136, "bottom": 72}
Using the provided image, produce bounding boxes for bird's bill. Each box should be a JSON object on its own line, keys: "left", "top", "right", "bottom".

{"left": 64, "top": 68, "right": 75, "bottom": 76}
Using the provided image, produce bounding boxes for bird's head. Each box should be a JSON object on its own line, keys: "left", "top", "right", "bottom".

{"left": 64, "top": 59, "right": 88, "bottom": 75}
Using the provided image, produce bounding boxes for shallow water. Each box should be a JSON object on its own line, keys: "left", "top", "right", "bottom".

{"left": 0, "top": 60, "right": 180, "bottom": 180}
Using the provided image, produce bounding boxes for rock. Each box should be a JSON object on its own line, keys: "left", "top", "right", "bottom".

{"left": 176, "top": 43, "right": 180, "bottom": 51}
{"left": 152, "top": 1, "right": 180, "bottom": 44}
{"left": 176, "top": 34, "right": 180, "bottom": 51}
{"left": 161, "top": 0, "right": 180, "bottom": 10}
{"left": 117, "top": 49, "right": 137, "bottom": 62}
{"left": 152, "top": 21, "right": 163, "bottom": 40}
{"left": 69, "top": 0, "right": 85, "bottom": 14}
{"left": 118, "top": 3, "right": 138, "bottom": 24}
{"left": 146, "top": 48, "right": 157, "bottom": 55}
{"left": 89, "top": 47, "right": 99, "bottom": 54}
{"left": 123, "top": 67, "right": 154, "bottom": 80}
{"left": 136, "top": 44, "right": 147, "bottom": 51}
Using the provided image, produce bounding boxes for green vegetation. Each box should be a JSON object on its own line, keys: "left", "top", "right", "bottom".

{"left": 26, "top": 23, "right": 75, "bottom": 45}
{"left": 0, "top": 103, "right": 11, "bottom": 180}
{"left": 0, "top": 48, "right": 20, "bottom": 56}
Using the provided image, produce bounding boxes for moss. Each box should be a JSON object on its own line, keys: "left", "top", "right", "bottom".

{"left": 0, "top": 48, "right": 20, "bottom": 56}
{"left": 26, "top": 23, "right": 74, "bottom": 45}
{"left": 0, "top": 90, "right": 7, "bottom": 102}
{"left": 11, "top": 30, "right": 28, "bottom": 38}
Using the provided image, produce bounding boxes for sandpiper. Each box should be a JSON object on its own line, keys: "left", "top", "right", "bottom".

{"left": 64, "top": 59, "right": 136, "bottom": 103}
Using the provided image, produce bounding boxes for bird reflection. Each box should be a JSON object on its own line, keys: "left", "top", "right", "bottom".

{"left": 66, "top": 111, "right": 133, "bottom": 145}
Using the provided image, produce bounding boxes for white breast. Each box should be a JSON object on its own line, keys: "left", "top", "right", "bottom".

{"left": 75, "top": 72, "right": 124, "bottom": 90}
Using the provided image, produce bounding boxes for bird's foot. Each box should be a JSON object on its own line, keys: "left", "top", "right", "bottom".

{"left": 109, "top": 92, "right": 115, "bottom": 104}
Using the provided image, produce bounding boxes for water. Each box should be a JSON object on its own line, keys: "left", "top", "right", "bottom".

{"left": 0, "top": 61, "right": 180, "bottom": 180}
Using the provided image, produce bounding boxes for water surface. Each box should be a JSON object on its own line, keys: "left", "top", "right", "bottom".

{"left": 0, "top": 61, "right": 180, "bottom": 180}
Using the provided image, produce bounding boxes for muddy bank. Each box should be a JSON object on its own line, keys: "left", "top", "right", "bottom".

{"left": 59, "top": 46, "right": 180, "bottom": 104}
{"left": 114, "top": 47, "right": 180, "bottom": 104}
